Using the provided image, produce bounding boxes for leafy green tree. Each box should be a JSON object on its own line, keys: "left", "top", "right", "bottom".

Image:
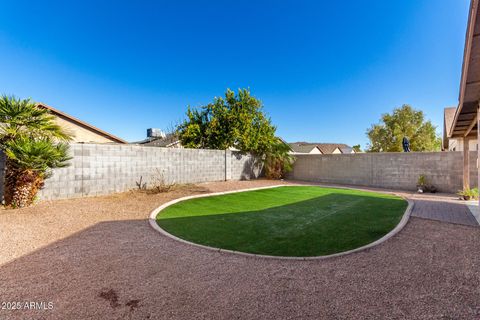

{"left": 178, "top": 89, "right": 277, "bottom": 155}
{"left": 366, "top": 105, "right": 441, "bottom": 152}
{"left": 0, "top": 96, "right": 72, "bottom": 207}
{"left": 178, "top": 89, "right": 292, "bottom": 178}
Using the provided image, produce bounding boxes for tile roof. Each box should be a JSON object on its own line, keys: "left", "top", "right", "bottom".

{"left": 288, "top": 142, "right": 320, "bottom": 153}
{"left": 135, "top": 134, "right": 180, "bottom": 147}
{"left": 288, "top": 142, "right": 354, "bottom": 154}
{"left": 316, "top": 143, "right": 347, "bottom": 154}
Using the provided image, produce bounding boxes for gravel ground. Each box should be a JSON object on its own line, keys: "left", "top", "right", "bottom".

{"left": 0, "top": 180, "right": 479, "bottom": 319}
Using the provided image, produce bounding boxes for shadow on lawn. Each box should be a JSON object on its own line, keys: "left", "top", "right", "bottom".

{"left": 158, "top": 193, "right": 408, "bottom": 257}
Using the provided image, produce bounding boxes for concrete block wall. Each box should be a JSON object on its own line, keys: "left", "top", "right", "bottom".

{"left": 37, "top": 144, "right": 261, "bottom": 200}
{"left": 288, "top": 151, "right": 478, "bottom": 193}
{"left": 2, "top": 145, "right": 475, "bottom": 200}
{"left": 230, "top": 152, "right": 264, "bottom": 180}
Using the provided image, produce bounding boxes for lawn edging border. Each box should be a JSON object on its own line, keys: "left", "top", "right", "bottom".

{"left": 148, "top": 184, "right": 414, "bottom": 261}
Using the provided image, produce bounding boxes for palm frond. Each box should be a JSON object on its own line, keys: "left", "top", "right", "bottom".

{"left": 4, "top": 137, "right": 71, "bottom": 175}
{"left": 0, "top": 95, "right": 73, "bottom": 142}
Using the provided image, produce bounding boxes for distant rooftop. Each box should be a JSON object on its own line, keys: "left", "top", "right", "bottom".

{"left": 133, "top": 133, "right": 180, "bottom": 147}
{"left": 288, "top": 142, "right": 354, "bottom": 154}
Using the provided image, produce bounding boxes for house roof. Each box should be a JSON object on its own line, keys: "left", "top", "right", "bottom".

{"left": 288, "top": 142, "right": 320, "bottom": 153}
{"left": 443, "top": 107, "right": 457, "bottom": 149}
{"left": 37, "top": 103, "right": 127, "bottom": 144}
{"left": 288, "top": 142, "right": 354, "bottom": 154}
{"left": 136, "top": 134, "right": 180, "bottom": 147}
{"left": 317, "top": 143, "right": 352, "bottom": 154}
{"left": 339, "top": 145, "right": 354, "bottom": 154}
{"left": 450, "top": 0, "right": 480, "bottom": 138}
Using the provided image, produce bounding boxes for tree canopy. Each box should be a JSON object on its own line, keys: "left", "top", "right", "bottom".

{"left": 352, "top": 144, "right": 362, "bottom": 153}
{"left": 177, "top": 88, "right": 294, "bottom": 178}
{"left": 177, "top": 88, "right": 278, "bottom": 156}
{"left": 366, "top": 104, "right": 441, "bottom": 152}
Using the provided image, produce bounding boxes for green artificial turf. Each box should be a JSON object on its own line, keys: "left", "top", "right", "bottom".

{"left": 156, "top": 186, "right": 408, "bottom": 257}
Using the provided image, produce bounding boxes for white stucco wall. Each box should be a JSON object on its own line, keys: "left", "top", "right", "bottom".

{"left": 448, "top": 138, "right": 478, "bottom": 152}
{"left": 53, "top": 116, "right": 118, "bottom": 144}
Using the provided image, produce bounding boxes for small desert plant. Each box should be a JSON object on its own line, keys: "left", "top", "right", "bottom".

{"left": 135, "top": 176, "right": 147, "bottom": 190}
{"left": 457, "top": 187, "right": 479, "bottom": 201}
{"left": 148, "top": 169, "right": 175, "bottom": 194}
{"left": 416, "top": 175, "right": 427, "bottom": 193}
{"left": 416, "top": 174, "right": 437, "bottom": 193}
{"left": 417, "top": 175, "right": 427, "bottom": 187}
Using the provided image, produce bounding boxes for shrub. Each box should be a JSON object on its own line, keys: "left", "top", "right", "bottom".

{"left": 264, "top": 138, "right": 294, "bottom": 180}
{"left": 148, "top": 169, "right": 175, "bottom": 193}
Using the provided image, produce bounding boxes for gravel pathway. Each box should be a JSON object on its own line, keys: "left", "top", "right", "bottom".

{"left": 0, "top": 180, "right": 479, "bottom": 319}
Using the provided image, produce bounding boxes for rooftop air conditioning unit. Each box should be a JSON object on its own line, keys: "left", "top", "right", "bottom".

{"left": 147, "top": 128, "right": 166, "bottom": 138}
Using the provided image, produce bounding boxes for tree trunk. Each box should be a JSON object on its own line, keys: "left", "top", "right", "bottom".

{"left": 4, "top": 158, "right": 18, "bottom": 206}
{"left": 5, "top": 161, "right": 43, "bottom": 208}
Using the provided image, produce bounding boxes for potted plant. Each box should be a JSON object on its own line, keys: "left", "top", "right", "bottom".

{"left": 417, "top": 175, "right": 427, "bottom": 193}
{"left": 457, "top": 187, "right": 479, "bottom": 201}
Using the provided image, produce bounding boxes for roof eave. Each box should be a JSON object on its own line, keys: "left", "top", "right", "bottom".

{"left": 37, "top": 102, "right": 127, "bottom": 144}
{"left": 450, "top": 0, "right": 479, "bottom": 137}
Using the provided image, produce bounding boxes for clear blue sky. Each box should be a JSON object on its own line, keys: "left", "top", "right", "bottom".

{"left": 0, "top": 0, "right": 471, "bottom": 148}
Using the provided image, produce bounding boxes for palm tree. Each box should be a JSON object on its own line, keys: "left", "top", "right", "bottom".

{"left": 0, "top": 95, "right": 72, "bottom": 207}
{"left": 4, "top": 138, "right": 71, "bottom": 207}
{"left": 264, "top": 138, "right": 294, "bottom": 179}
{"left": 0, "top": 96, "right": 71, "bottom": 142}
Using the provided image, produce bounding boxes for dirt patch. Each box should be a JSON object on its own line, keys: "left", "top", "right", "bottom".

{"left": 99, "top": 289, "right": 121, "bottom": 308}
{"left": 126, "top": 299, "right": 141, "bottom": 312}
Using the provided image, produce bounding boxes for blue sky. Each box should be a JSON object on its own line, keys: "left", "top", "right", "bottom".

{"left": 0, "top": 0, "right": 471, "bottom": 148}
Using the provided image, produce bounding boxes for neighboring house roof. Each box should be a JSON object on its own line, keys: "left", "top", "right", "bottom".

{"left": 140, "top": 136, "right": 287, "bottom": 149}
{"left": 317, "top": 143, "right": 353, "bottom": 154}
{"left": 338, "top": 145, "right": 354, "bottom": 154}
{"left": 37, "top": 103, "right": 127, "bottom": 144}
{"left": 288, "top": 142, "right": 354, "bottom": 154}
{"left": 443, "top": 107, "right": 457, "bottom": 150}
{"left": 288, "top": 142, "right": 322, "bottom": 154}
{"left": 136, "top": 134, "right": 181, "bottom": 147}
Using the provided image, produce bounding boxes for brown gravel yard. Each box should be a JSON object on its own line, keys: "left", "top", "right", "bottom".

{"left": 1, "top": 180, "right": 479, "bottom": 319}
